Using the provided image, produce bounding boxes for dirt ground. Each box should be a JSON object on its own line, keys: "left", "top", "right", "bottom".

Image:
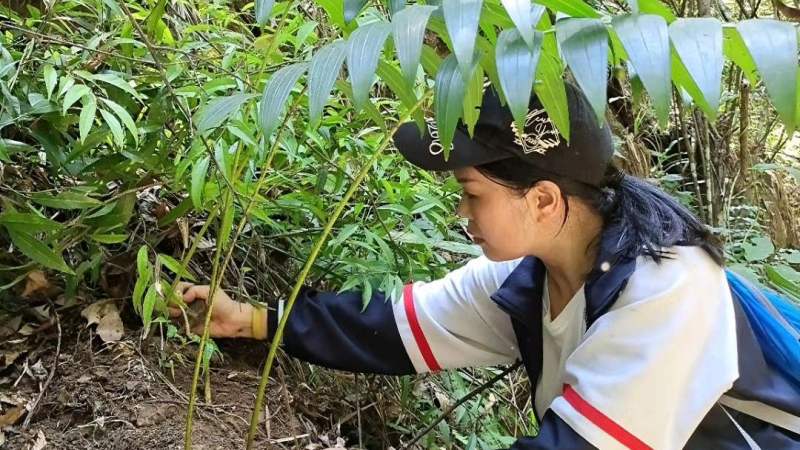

{"left": 0, "top": 306, "right": 369, "bottom": 450}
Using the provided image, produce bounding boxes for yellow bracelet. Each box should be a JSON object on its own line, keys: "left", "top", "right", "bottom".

{"left": 250, "top": 305, "right": 268, "bottom": 340}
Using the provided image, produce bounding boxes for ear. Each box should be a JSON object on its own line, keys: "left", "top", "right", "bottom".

{"left": 526, "top": 181, "right": 562, "bottom": 222}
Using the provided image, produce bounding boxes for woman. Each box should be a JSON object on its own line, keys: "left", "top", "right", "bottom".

{"left": 171, "top": 83, "right": 800, "bottom": 449}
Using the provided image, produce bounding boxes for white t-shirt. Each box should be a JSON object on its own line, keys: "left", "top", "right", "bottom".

{"left": 534, "top": 277, "right": 587, "bottom": 416}
{"left": 392, "top": 246, "right": 739, "bottom": 449}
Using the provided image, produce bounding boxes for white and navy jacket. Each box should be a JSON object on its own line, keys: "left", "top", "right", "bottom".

{"left": 268, "top": 231, "right": 800, "bottom": 449}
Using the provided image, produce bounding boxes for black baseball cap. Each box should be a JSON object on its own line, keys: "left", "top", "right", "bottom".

{"left": 393, "top": 82, "right": 614, "bottom": 187}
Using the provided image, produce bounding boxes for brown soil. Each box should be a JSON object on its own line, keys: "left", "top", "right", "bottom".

{"left": 1, "top": 309, "right": 363, "bottom": 450}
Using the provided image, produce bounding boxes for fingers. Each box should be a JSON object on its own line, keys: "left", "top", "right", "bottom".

{"left": 183, "top": 285, "right": 211, "bottom": 303}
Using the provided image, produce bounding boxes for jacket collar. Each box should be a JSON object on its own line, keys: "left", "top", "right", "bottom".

{"left": 490, "top": 223, "right": 638, "bottom": 326}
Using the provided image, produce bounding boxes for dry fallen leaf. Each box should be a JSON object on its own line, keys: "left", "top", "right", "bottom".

{"left": 31, "top": 430, "right": 46, "bottom": 450}
{"left": 81, "top": 300, "right": 124, "bottom": 343}
{"left": 0, "top": 405, "right": 26, "bottom": 427}
{"left": 21, "top": 270, "right": 50, "bottom": 299}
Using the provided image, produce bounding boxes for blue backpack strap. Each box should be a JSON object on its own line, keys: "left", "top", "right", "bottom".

{"left": 725, "top": 269, "right": 800, "bottom": 390}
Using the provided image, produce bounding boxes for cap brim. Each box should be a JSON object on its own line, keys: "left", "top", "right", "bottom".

{"left": 393, "top": 121, "right": 512, "bottom": 171}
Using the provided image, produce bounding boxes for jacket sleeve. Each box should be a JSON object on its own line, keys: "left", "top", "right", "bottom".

{"left": 507, "top": 410, "right": 596, "bottom": 449}
{"left": 267, "top": 255, "right": 523, "bottom": 375}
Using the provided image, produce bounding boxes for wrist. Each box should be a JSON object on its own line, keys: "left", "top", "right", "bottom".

{"left": 250, "top": 304, "right": 269, "bottom": 340}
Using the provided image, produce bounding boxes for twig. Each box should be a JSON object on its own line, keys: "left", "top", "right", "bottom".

{"left": 22, "top": 300, "right": 62, "bottom": 429}
{"left": 402, "top": 362, "right": 523, "bottom": 450}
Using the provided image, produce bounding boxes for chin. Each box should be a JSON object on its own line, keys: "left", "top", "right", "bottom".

{"left": 481, "top": 246, "right": 522, "bottom": 262}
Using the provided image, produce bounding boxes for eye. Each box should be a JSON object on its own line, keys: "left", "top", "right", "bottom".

{"left": 463, "top": 191, "right": 478, "bottom": 200}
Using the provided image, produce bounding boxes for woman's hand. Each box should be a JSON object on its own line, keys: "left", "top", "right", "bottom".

{"left": 168, "top": 282, "right": 260, "bottom": 339}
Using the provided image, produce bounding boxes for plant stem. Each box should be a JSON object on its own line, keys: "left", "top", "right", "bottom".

{"left": 244, "top": 91, "right": 431, "bottom": 449}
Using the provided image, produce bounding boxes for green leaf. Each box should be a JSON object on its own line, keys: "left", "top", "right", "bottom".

{"left": 191, "top": 155, "right": 211, "bottom": 209}
{"left": 670, "top": 48, "right": 715, "bottom": 118}
{"left": 99, "top": 98, "right": 139, "bottom": 143}
{"left": 743, "top": 236, "right": 775, "bottom": 262}
{"left": 7, "top": 228, "right": 73, "bottom": 274}
{"left": 31, "top": 191, "right": 102, "bottom": 209}
{"left": 195, "top": 93, "right": 254, "bottom": 134}
{"left": 635, "top": 0, "right": 677, "bottom": 22}
{"left": 99, "top": 108, "right": 125, "bottom": 147}
{"left": 434, "top": 54, "right": 471, "bottom": 159}
{"left": 442, "top": 0, "right": 483, "bottom": 80}
{"left": 535, "top": 13, "right": 569, "bottom": 140}
{"left": 133, "top": 246, "right": 151, "bottom": 317}
{"left": 158, "top": 254, "right": 197, "bottom": 282}
{"left": 79, "top": 93, "right": 97, "bottom": 143}
{"left": 556, "top": 17, "right": 608, "bottom": 124}
{"left": 346, "top": 21, "right": 392, "bottom": 112}
{"left": 612, "top": 14, "right": 670, "bottom": 127}
{"left": 0, "top": 212, "right": 62, "bottom": 233}
{"left": 496, "top": 28, "right": 543, "bottom": 132}
{"left": 736, "top": 19, "right": 798, "bottom": 130}
{"left": 461, "top": 62, "right": 484, "bottom": 135}
{"left": 92, "top": 73, "right": 144, "bottom": 101}
{"left": 146, "top": 0, "right": 168, "bottom": 39}
{"left": 344, "top": 0, "right": 368, "bottom": 23}
{"left": 376, "top": 60, "right": 425, "bottom": 130}
{"left": 90, "top": 232, "right": 129, "bottom": 244}
{"left": 723, "top": 27, "right": 758, "bottom": 86}
{"left": 766, "top": 265, "right": 800, "bottom": 299}
{"left": 259, "top": 63, "right": 307, "bottom": 138}
{"left": 255, "top": 0, "right": 275, "bottom": 25}
{"left": 308, "top": 40, "right": 347, "bottom": 126}
{"left": 392, "top": 4, "right": 438, "bottom": 85}
{"left": 62, "top": 84, "right": 91, "bottom": 115}
{"left": 669, "top": 18, "right": 723, "bottom": 114}
{"left": 142, "top": 285, "right": 157, "bottom": 335}
{"left": 43, "top": 64, "right": 57, "bottom": 99}
{"left": 500, "top": 1, "right": 543, "bottom": 49}
{"left": 534, "top": 0, "right": 600, "bottom": 18}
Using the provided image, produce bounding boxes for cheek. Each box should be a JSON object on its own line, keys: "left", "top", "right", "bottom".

{"left": 474, "top": 201, "right": 533, "bottom": 259}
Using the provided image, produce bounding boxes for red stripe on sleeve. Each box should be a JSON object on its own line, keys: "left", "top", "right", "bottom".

{"left": 403, "top": 283, "right": 442, "bottom": 372}
{"left": 563, "top": 384, "right": 652, "bottom": 450}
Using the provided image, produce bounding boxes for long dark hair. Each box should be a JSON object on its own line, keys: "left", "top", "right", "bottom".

{"left": 475, "top": 159, "right": 724, "bottom": 266}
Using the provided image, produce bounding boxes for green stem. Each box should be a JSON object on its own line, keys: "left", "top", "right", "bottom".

{"left": 244, "top": 91, "right": 431, "bottom": 449}
{"left": 183, "top": 89, "right": 306, "bottom": 449}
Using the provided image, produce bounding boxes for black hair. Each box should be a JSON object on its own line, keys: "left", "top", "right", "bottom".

{"left": 475, "top": 159, "right": 724, "bottom": 266}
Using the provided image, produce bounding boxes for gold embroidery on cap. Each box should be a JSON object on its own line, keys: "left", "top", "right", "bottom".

{"left": 425, "top": 116, "right": 453, "bottom": 156}
{"left": 510, "top": 108, "right": 561, "bottom": 155}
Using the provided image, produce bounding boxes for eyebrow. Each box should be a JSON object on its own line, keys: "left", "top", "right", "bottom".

{"left": 456, "top": 175, "right": 478, "bottom": 184}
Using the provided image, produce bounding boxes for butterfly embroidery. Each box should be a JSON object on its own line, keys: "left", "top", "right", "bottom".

{"left": 510, "top": 108, "right": 561, "bottom": 155}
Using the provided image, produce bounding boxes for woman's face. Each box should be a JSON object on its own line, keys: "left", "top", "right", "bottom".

{"left": 454, "top": 167, "right": 562, "bottom": 261}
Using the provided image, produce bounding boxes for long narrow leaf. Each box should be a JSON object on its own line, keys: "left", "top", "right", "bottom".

{"left": 535, "top": 13, "right": 569, "bottom": 140}
{"left": 462, "top": 62, "right": 484, "bottom": 135}
{"left": 376, "top": 60, "right": 425, "bottom": 130}
{"left": 392, "top": 5, "right": 438, "bottom": 85}
{"left": 496, "top": 28, "right": 543, "bottom": 132}
{"left": 435, "top": 54, "right": 472, "bottom": 159}
{"left": 255, "top": 0, "right": 275, "bottom": 25}
{"left": 345, "top": 0, "right": 368, "bottom": 23}
{"left": 195, "top": 93, "right": 254, "bottom": 134}
{"left": 99, "top": 108, "right": 125, "bottom": 147}
{"left": 556, "top": 17, "right": 608, "bottom": 123}
{"left": 737, "top": 19, "right": 798, "bottom": 130}
{"left": 79, "top": 93, "right": 97, "bottom": 143}
{"left": 8, "top": 228, "right": 73, "bottom": 274}
{"left": 259, "top": 63, "right": 307, "bottom": 138}
{"left": 442, "top": 0, "right": 483, "bottom": 80}
{"left": 534, "top": 0, "right": 600, "bottom": 18}
{"left": 191, "top": 156, "right": 210, "bottom": 209}
{"left": 500, "top": 0, "right": 536, "bottom": 49}
{"left": 100, "top": 98, "right": 139, "bottom": 143}
{"left": 669, "top": 18, "right": 723, "bottom": 114}
{"left": 308, "top": 40, "right": 347, "bottom": 126}
{"left": 612, "top": 14, "right": 670, "bottom": 126}
{"left": 346, "top": 22, "right": 392, "bottom": 112}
